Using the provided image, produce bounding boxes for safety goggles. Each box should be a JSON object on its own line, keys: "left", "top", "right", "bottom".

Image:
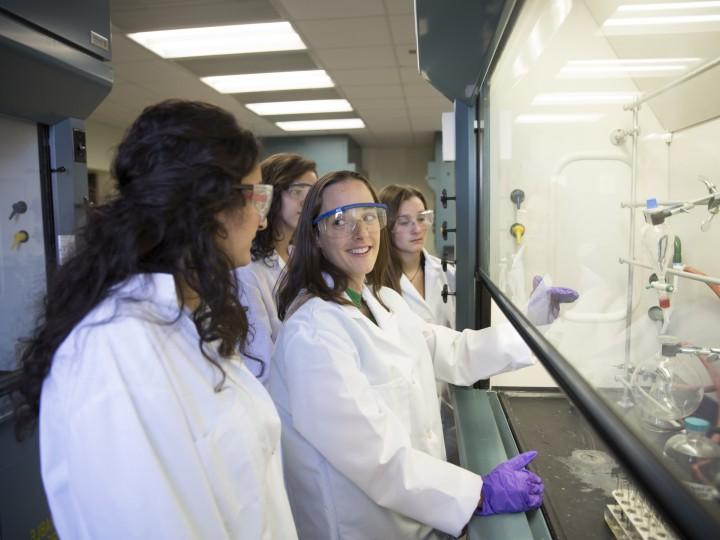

{"left": 234, "top": 184, "right": 273, "bottom": 219}
{"left": 285, "top": 183, "right": 314, "bottom": 200}
{"left": 312, "top": 202, "right": 388, "bottom": 237}
{"left": 394, "top": 209, "right": 434, "bottom": 229}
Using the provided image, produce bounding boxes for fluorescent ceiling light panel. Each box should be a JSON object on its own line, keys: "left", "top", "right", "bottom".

{"left": 618, "top": 2, "right": 720, "bottom": 12}
{"left": 276, "top": 119, "right": 365, "bottom": 131}
{"left": 127, "top": 22, "right": 306, "bottom": 58}
{"left": 202, "top": 70, "right": 334, "bottom": 93}
{"left": 515, "top": 113, "right": 604, "bottom": 124}
{"left": 246, "top": 99, "right": 352, "bottom": 116}
{"left": 532, "top": 92, "right": 639, "bottom": 105}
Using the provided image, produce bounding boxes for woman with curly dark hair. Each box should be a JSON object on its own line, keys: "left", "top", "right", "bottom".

{"left": 14, "top": 100, "right": 297, "bottom": 539}
{"left": 237, "top": 153, "right": 317, "bottom": 343}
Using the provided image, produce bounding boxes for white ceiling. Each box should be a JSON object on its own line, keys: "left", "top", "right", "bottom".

{"left": 91, "top": 0, "right": 452, "bottom": 148}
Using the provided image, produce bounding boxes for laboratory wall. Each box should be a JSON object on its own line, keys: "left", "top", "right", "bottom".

{"left": 362, "top": 144, "right": 438, "bottom": 255}
{"left": 487, "top": 0, "right": 720, "bottom": 388}
{"left": 260, "top": 135, "right": 360, "bottom": 176}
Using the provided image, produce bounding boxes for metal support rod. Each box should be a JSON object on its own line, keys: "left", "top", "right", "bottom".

{"left": 621, "top": 106, "right": 640, "bottom": 408}
{"left": 624, "top": 56, "right": 720, "bottom": 110}
{"left": 619, "top": 258, "right": 720, "bottom": 286}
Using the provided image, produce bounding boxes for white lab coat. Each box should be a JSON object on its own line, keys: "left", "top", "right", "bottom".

{"left": 400, "top": 250, "right": 456, "bottom": 329}
{"left": 270, "top": 283, "right": 534, "bottom": 539}
{"left": 40, "top": 273, "right": 297, "bottom": 540}
{"left": 236, "top": 250, "right": 286, "bottom": 342}
{"left": 239, "top": 282, "right": 274, "bottom": 385}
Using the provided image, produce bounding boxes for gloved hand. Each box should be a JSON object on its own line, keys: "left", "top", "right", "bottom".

{"left": 475, "top": 450, "right": 544, "bottom": 516}
{"left": 527, "top": 275, "right": 579, "bottom": 325}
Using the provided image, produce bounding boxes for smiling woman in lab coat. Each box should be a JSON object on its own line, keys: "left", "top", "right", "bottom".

{"left": 379, "top": 184, "right": 455, "bottom": 329}
{"left": 271, "top": 170, "right": 543, "bottom": 540}
{"left": 14, "top": 100, "right": 297, "bottom": 539}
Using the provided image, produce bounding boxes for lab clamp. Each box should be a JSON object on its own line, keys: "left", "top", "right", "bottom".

{"left": 620, "top": 176, "right": 720, "bottom": 320}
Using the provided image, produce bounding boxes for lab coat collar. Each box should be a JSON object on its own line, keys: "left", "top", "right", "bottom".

{"left": 112, "top": 273, "right": 180, "bottom": 311}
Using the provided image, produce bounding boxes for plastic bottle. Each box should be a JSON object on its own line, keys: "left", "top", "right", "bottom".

{"left": 663, "top": 417, "right": 720, "bottom": 500}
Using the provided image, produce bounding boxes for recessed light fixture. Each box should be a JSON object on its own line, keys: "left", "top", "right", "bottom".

{"left": 202, "top": 70, "right": 334, "bottom": 93}
{"left": 127, "top": 22, "right": 306, "bottom": 58}
{"left": 532, "top": 92, "right": 639, "bottom": 105}
{"left": 276, "top": 119, "right": 365, "bottom": 131}
{"left": 246, "top": 99, "right": 352, "bottom": 116}
{"left": 515, "top": 113, "right": 605, "bottom": 124}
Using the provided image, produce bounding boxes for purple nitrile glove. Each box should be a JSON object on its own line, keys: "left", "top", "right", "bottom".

{"left": 527, "top": 275, "right": 579, "bottom": 325}
{"left": 475, "top": 450, "right": 544, "bottom": 516}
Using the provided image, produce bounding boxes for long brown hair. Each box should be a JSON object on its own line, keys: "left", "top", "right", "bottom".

{"left": 377, "top": 184, "right": 429, "bottom": 293}
{"left": 251, "top": 153, "right": 317, "bottom": 263}
{"left": 276, "top": 170, "right": 391, "bottom": 320}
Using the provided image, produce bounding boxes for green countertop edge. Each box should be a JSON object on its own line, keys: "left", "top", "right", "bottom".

{"left": 451, "top": 386, "right": 552, "bottom": 540}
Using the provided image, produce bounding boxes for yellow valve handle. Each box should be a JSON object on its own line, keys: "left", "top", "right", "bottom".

{"left": 510, "top": 223, "right": 525, "bottom": 245}
{"left": 12, "top": 230, "right": 29, "bottom": 250}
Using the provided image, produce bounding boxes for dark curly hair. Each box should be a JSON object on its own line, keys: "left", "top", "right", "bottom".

{"left": 14, "top": 99, "right": 260, "bottom": 439}
{"left": 277, "top": 170, "right": 391, "bottom": 321}
{"left": 250, "top": 153, "right": 316, "bottom": 264}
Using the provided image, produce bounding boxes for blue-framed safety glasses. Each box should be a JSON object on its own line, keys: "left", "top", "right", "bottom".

{"left": 312, "top": 202, "right": 388, "bottom": 237}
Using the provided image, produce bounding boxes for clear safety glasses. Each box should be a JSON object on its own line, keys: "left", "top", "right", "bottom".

{"left": 395, "top": 209, "right": 434, "bottom": 229}
{"left": 312, "top": 202, "right": 388, "bottom": 238}
{"left": 234, "top": 184, "right": 273, "bottom": 219}
{"left": 285, "top": 183, "right": 314, "bottom": 200}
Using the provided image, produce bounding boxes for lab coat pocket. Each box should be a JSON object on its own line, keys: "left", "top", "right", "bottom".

{"left": 371, "top": 378, "right": 413, "bottom": 432}
{"left": 194, "top": 405, "right": 264, "bottom": 528}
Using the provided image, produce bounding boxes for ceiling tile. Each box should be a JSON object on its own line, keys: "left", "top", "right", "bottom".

{"left": 314, "top": 46, "right": 397, "bottom": 69}
{"left": 274, "top": 0, "right": 385, "bottom": 20}
{"left": 343, "top": 85, "right": 404, "bottom": 100}
{"left": 395, "top": 45, "right": 418, "bottom": 67}
{"left": 111, "top": 0, "right": 280, "bottom": 32}
{"left": 231, "top": 88, "right": 342, "bottom": 103}
{"left": 178, "top": 51, "right": 317, "bottom": 77}
{"left": 385, "top": 0, "right": 414, "bottom": 15}
{"left": 399, "top": 66, "right": 426, "bottom": 84}
{"left": 351, "top": 98, "right": 406, "bottom": 111}
{"left": 295, "top": 17, "right": 391, "bottom": 49}
{"left": 402, "top": 83, "right": 446, "bottom": 99}
{"left": 389, "top": 15, "right": 415, "bottom": 45}
{"left": 329, "top": 68, "right": 400, "bottom": 86}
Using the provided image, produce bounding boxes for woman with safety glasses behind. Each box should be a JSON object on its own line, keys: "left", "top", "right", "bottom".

{"left": 379, "top": 184, "right": 455, "bottom": 328}
{"left": 237, "top": 153, "right": 318, "bottom": 345}
{"left": 270, "top": 170, "right": 544, "bottom": 540}
{"left": 14, "top": 100, "right": 297, "bottom": 539}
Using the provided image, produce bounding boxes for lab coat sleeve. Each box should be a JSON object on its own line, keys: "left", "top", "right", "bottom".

{"left": 425, "top": 321, "right": 536, "bottom": 385}
{"left": 279, "top": 320, "right": 483, "bottom": 537}
{"left": 45, "top": 333, "right": 231, "bottom": 539}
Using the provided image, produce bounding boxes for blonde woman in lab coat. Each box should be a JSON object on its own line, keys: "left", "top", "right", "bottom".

{"left": 271, "top": 170, "right": 544, "bottom": 540}
{"left": 237, "top": 153, "right": 318, "bottom": 345}
{"left": 14, "top": 100, "right": 297, "bottom": 539}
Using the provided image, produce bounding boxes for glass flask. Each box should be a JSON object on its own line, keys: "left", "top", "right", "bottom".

{"left": 663, "top": 417, "right": 720, "bottom": 500}
{"left": 630, "top": 349, "right": 708, "bottom": 427}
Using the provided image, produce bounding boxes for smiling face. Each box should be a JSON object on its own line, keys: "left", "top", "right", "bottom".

{"left": 316, "top": 179, "right": 380, "bottom": 291}
{"left": 215, "top": 162, "right": 264, "bottom": 268}
{"left": 279, "top": 169, "right": 318, "bottom": 232}
{"left": 391, "top": 196, "right": 428, "bottom": 255}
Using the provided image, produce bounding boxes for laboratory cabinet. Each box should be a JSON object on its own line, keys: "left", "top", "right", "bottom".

{"left": 417, "top": 0, "right": 720, "bottom": 538}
